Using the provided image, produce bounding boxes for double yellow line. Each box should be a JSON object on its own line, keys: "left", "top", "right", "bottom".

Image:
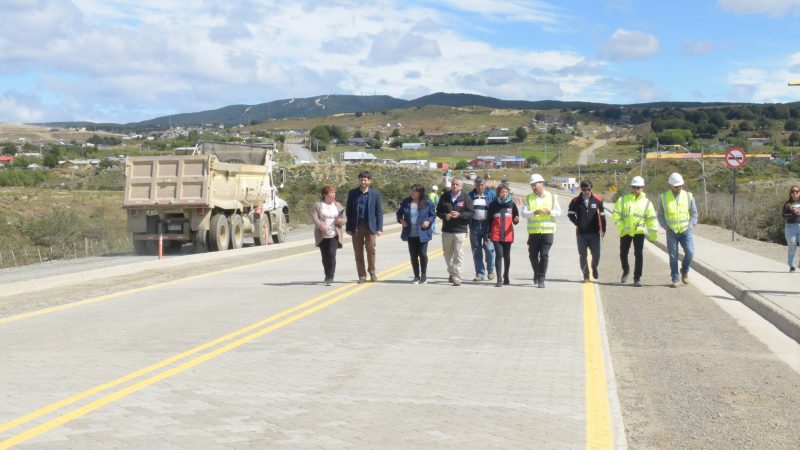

{"left": 1, "top": 249, "right": 441, "bottom": 449}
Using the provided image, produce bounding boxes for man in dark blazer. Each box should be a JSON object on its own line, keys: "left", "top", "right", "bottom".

{"left": 345, "top": 170, "right": 383, "bottom": 283}
{"left": 436, "top": 177, "right": 474, "bottom": 286}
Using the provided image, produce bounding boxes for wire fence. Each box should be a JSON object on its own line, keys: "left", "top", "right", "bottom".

{"left": 0, "top": 238, "right": 134, "bottom": 269}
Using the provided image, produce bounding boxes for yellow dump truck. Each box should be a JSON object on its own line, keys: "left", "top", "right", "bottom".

{"left": 123, "top": 141, "right": 289, "bottom": 254}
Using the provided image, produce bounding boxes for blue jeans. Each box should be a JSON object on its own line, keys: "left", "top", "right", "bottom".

{"left": 469, "top": 221, "right": 495, "bottom": 276}
{"left": 667, "top": 229, "right": 694, "bottom": 281}
{"left": 786, "top": 223, "right": 800, "bottom": 268}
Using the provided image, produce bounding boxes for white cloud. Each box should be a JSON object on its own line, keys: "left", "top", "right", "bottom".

{"left": 718, "top": 0, "right": 800, "bottom": 17}
{"left": 726, "top": 57, "right": 800, "bottom": 102}
{"left": 593, "top": 77, "right": 669, "bottom": 103}
{"left": 0, "top": 0, "right": 618, "bottom": 122}
{"left": 437, "top": 0, "right": 563, "bottom": 25}
{"left": 682, "top": 40, "right": 715, "bottom": 56}
{"left": 603, "top": 29, "right": 660, "bottom": 61}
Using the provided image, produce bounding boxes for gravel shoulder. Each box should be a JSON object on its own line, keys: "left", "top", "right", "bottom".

{"left": 597, "top": 231, "right": 800, "bottom": 448}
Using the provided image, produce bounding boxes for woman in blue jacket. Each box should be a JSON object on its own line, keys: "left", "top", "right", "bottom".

{"left": 397, "top": 183, "right": 437, "bottom": 284}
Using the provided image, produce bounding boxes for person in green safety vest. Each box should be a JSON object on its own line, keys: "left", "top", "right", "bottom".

{"left": 657, "top": 172, "right": 698, "bottom": 288}
{"left": 519, "top": 173, "right": 561, "bottom": 288}
{"left": 612, "top": 176, "right": 658, "bottom": 287}
{"left": 428, "top": 185, "right": 440, "bottom": 234}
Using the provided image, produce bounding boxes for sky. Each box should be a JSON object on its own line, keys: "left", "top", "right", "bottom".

{"left": 1, "top": 0, "right": 800, "bottom": 124}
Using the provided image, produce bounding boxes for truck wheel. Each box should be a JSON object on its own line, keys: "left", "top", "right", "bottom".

{"left": 253, "top": 215, "right": 268, "bottom": 246}
{"left": 194, "top": 230, "right": 210, "bottom": 253}
{"left": 229, "top": 214, "right": 244, "bottom": 249}
{"left": 209, "top": 213, "right": 229, "bottom": 251}
{"left": 143, "top": 215, "right": 160, "bottom": 254}
{"left": 133, "top": 237, "right": 149, "bottom": 255}
{"left": 271, "top": 211, "right": 288, "bottom": 244}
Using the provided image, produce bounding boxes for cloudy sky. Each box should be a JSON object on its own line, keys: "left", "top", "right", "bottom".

{"left": 1, "top": 0, "right": 800, "bottom": 123}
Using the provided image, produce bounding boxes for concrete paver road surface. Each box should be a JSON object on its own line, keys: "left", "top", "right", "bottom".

{"left": 1, "top": 202, "right": 798, "bottom": 449}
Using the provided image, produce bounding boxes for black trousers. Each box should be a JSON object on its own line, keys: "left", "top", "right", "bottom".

{"left": 319, "top": 237, "right": 339, "bottom": 279}
{"left": 619, "top": 234, "right": 645, "bottom": 281}
{"left": 493, "top": 241, "right": 512, "bottom": 282}
{"left": 527, "top": 233, "right": 554, "bottom": 281}
{"left": 577, "top": 232, "right": 601, "bottom": 277}
{"left": 407, "top": 237, "right": 429, "bottom": 277}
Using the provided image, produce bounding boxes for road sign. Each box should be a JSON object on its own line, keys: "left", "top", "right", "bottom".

{"left": 725, "top": 147, "right": 747, "bottom": 169}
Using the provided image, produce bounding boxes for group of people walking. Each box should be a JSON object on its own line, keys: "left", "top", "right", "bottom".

{"left": 311, "top": 170, "right": 705, "bottom": 288}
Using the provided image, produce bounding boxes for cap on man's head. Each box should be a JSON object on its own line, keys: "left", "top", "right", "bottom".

{"left": 630, "top": 176, "right": 645, "bottom": 187}
{"left": 529, "top": 173, "right": 545, "bottom": 184}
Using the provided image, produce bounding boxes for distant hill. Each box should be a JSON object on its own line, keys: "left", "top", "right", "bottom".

{"left": 37, "top": 92, "right": 748, "bottom": 131}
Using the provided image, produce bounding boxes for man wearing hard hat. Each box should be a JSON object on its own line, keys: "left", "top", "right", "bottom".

{"left": 519, "top": 173, "right": 561, "bottom": 288}
{"left": 428, "top": 185, "right": 440, "bottom": 234}
{"left": 657, "top": 172, "right": 698, "bottom": 288}
{"left": 612, "top": 176, "right": 658, "bottom": 287}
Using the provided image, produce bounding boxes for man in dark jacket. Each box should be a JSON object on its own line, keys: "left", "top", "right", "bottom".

{"left": 345, "top": 171, "right": 383, "bottom": 283}
{"left": 436, "top": 178, "right": 474, "bottom": 286}
{"left": 567, "top": 180, "right": 606, "bottom": 282}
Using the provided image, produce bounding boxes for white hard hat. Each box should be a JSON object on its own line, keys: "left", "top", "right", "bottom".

{"left": 432, "top": 185, "right": 438, "bottom": 191}
{"left": 668, "top": 172, "right": 684, "bottom": 187}
{"left": 630, "top": 176, "right": 645, "bottom": 187}
{"left": 529, "top": 173, "right": 545, "bottom": 184}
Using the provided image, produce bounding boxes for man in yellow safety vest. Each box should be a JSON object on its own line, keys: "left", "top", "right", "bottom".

{"left": 612, "top": 176, "right": 658, "bottom": 287}
{"left": 519, "top": 173, "right": 561, "bottom": 288}
{"left": 657, "top": 172, "right": 698, "bottom": 288}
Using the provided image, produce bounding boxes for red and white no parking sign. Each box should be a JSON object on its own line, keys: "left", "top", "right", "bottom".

{"left": 725, "top": 146, "right": 747, "bottom": 169}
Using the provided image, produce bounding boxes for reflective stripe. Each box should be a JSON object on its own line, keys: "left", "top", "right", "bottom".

{"left": 526, "top": 192, "right": 557, "bottom": 234}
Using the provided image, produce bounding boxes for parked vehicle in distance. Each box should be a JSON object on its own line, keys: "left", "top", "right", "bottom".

{"left": 123, "top": 141, "right": 289, "bottom": 254}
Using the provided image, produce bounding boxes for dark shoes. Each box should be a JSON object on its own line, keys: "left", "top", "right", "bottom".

{"left": 791, "top": 267, "right": 797, "bottom": 272}
{"left": 620, "top": 273, "right": 629, "bottom": 284}
{"left": 358, "top": 277, "right": 366, "bottom": 284}
{"left": 324, "top": 278, "right": 333, "bottom": 286}
{"left": 369, "top": 272, "right": 378, "bottom": 282}
{"left": 411, "top": 277, "right": 420, "bottom": 284}
{"left": 420, "top": 275, "right": 427, "bottom": 284}
{"left": 592, "top": 270, "right": 599, "bottom": 280}
{"left": 537, "top": 280, "right": 545, "bottom": 288}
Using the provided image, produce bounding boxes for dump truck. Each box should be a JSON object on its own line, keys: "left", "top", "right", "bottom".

{"left": 123, "top": 141, "right": 289, "bottom": 254}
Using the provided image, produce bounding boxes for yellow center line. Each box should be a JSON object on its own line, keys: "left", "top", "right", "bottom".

{"left": 584, "top": 272, "right": 614, "bottom": 449}
{"left": 1, "top": 249, "right": 442, "bottom": 448}
{"left": 0, "top": 249, "right": 320, "bottom": 325}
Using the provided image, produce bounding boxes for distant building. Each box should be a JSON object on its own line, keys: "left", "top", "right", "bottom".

{"left": 27, "top": 163, "right": 42, "bottom": 171}
{"left": 487, "top": 136, "right": 509, "bottom": 144}
{"left": 498, "top": 156, "right": 526, "bottom": 168}
{"left": 551, "top": 176, "right": 577, "bottom": 190}
{"left": 401, "top": 142, "right": 426, "bottom": 150}
{"left": 0, "top": 155, "right": 14, "bottom": 166}
{"left": 398, "top": 159, "right": 429, "bottom": 167}
{"left": 468, "top": 159, "right": 495, "bottom": 169}
{"left": 747, "top": 137, "right": 769, "bottom": 147}
{"left": 346, "top": 137, "right": 369, "bottom": 146}
{"left": 341, "top": 151, "right": 377, "bottom": 163}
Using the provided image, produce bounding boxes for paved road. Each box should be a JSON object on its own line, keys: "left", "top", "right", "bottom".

{"left": 285, "top": 140, "right": 318, "bottom": 164}
{"left": 576, "top": 139, "right": 607, "bottom": 165}
{"left": 1, "top": 202, "right": 798, "bottom": 448}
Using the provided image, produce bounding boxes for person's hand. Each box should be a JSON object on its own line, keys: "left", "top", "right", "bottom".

{"left": 513, "top": 217, "right": 519, "bottom": 225}
{"left": 400, "top": 219, "right": 408, "bottom": 227}
{"left": 514, "top": 197, "right": 523, "bottom": 206}
{"left": 450, "top": 211, "right": 460, "bottom": 219}
{"left": 333, "top": 218, "right": 342, "bottom": 226}
{"left": 346, "top": 230, "right": 353, "bottom": 236}
{"left": 422, "top": 220, "right": 430, "bottom": 229}
{"left": 541, "top": 208, "right": 551, "bottom": 215}
{"left": 601, "top": 231, "right": 605, "bottom": 238}
{"left": 377, "top": 231, "right": 383, "bottom": 237}
{"left": 320, "top": 224, "right": 329, "bottom": 234}
{"left": 534, "top": 209, "right": 542, "bottom": 215}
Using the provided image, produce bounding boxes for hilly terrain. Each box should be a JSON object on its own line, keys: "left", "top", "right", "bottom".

{"left": 37, "top": 93, "right": 746, "bottom": 130}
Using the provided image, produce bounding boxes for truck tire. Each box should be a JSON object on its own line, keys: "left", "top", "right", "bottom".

{"left": 209, "top": 213, "right": 229, "bottom": 251}
{"left": 271, "top": 211, "right": 288, "bottom": 244}
{"left": 194, "top": 230, "right": 210, "bottom": 253}
{"left": 253, "top": 215, "right": 268, "bottom": 246}
{"left": 142, "top": 215, "right": 160, "bottom": 254}
{"left": 133, "top": 238, "right": 149, "bottom": 255}
{"left": 229, "top": 214, "right": 244, "bottom": 249}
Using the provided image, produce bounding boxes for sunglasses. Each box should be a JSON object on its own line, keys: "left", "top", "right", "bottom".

{"left": 792, "top": 190, "right": 800, "bottom": 193}
{"left": 581, "top": 188, "right": 591, "bottom": 191}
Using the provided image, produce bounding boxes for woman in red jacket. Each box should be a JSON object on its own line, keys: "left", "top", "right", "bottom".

{"left": 487, "top": 184, "right": 519, "bottom": 287}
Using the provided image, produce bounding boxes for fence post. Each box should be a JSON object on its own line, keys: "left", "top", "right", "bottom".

{"left": 11, "top": 249, "right": 16, "bottom": 266}
{"left": 38, "top": 248, "right": 43, "bottom": 264}
{"left": 85, "top": 238, "right": 89, "bottom": 257}
{"left": 0, "top": 250, "right": 3, "bottom": 267}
